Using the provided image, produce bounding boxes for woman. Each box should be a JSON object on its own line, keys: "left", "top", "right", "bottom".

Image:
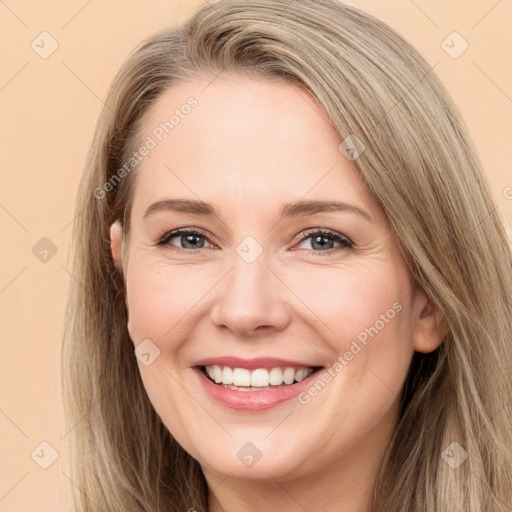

{"left": 61, "top": 0, "right": 512, "bottom": 510}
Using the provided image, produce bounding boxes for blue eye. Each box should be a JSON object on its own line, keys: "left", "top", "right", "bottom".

{"left": 295, "top": 228, "right": 353, "bottom": 255}
{"left": 157, "top": 228, "right": 209, "bottom": 250}
{"left": 156, "top": 227, "right": 353, "bottom": 255}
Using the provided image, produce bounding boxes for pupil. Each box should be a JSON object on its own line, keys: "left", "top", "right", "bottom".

{"left": 312, "top": 235, "right": 333, "bottom": 250}
{"left": 183, "top": 234, "right": 203, "bottom": 249}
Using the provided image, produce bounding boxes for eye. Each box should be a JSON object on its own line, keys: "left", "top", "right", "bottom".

{"left": 156, "top": 228, "right": 214, "bottom": 251}
{"left": 295, "top": 228, "right": 353, "bottom": 255}
{"left": 156, "top": 227, "right": 353, "bottom": 255}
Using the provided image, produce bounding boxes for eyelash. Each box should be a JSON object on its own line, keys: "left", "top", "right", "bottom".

{"left": 156, "top": 227, "right": 353, "bottom": 256}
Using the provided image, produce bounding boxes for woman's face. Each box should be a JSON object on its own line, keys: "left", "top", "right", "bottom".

{"left": 111, "top": 74, "right": 442, "bottom": 483}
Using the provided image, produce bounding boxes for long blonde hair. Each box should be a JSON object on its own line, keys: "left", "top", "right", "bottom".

{"left": 62, "top": 0, "right": 512, "bottom": 510}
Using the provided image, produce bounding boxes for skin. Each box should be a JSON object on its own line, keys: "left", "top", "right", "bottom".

{"left": 110, "top": 73, "right": 446, "bottom": 512}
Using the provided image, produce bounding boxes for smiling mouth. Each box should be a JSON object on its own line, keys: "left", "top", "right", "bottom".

{"left": 199, "top": 365, "right": 323, "bottom": 391}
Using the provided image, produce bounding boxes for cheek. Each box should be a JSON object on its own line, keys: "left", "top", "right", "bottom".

{"left": 290, "top": 262, "right": 415, "bottom": 396}
{"left": 125, "top": 254, "right": 414, "bottom": 366}
{"left": 124, "top": 259, "right": 206, "bottom": 344}
{"left": 122, "top": 251, "right": 416, "bottom": 471}
{"left": 123, "top": 261, "right": 205, "bottom": 445}
{"left": 286, "top": 267, "right": 414, "bottom": 455}
{"left": 290, "top": 262, "right": 410, "bottom": 345}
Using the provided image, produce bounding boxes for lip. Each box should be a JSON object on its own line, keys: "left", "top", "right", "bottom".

{"left": 191, "top": 356, "right": 318, "bottom": 370}
{"left": 192, "top": 365, "right": 323, "bottom": 412}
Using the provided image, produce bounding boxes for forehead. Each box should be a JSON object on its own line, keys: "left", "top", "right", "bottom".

{"left": 129, "top": 74, "right": 383, "bottom": 223}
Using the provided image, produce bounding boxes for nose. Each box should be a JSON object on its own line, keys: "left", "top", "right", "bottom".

{"left": 210, "top": 254, "right": 291, "bottom": 338}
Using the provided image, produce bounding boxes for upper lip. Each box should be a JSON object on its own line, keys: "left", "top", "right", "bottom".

{"left": 191, "top": 356, "right": 322, "bottom": 370}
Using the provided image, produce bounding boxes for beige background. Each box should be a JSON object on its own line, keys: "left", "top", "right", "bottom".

{"left": 1, "top": 0, "right": 511, "bottom": 510}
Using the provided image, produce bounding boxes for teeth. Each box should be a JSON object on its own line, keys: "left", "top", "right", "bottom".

{"left": 205, "top": 365, "right": 315, "bottom": 388}
{"left": 251, "top": 368, "right": 270, "bottom": 387}
{"left": 283, "top": 367, "right": 295, "bottom": 385}
{"left": 222, "top": 366, "right": 233, "bottom": 385}
{"left": 269, "top": 367, "right": 283, "bottom": 386}
{"left": 233, "top": 368, "right": 251, "bottom": 387}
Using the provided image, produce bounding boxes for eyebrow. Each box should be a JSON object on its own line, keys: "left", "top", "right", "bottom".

{"left": 143, "top": 198, "right": 374, "bottom": 224}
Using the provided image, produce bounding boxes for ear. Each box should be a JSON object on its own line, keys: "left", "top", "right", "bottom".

{"left": 412, "top": 285, "right": 448, "bottom": 353}
{"left": 110, "top": 220, "right": 132, "bottom": 336}
{"left": 110, "top": 220, "right": 124, "bottom": 276}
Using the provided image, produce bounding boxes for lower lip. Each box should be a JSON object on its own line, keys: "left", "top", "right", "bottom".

{"left": 193, "top": 367, "right": 321, "bottom": 412}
